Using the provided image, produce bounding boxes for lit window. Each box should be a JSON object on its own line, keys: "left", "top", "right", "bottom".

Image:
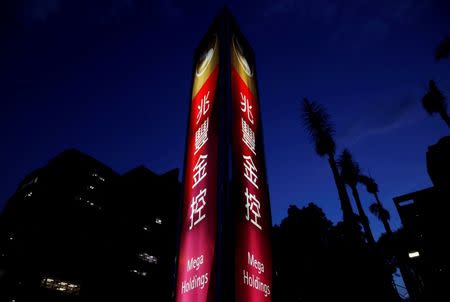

{"left": 91, "top": 173, "right": 105, "bottom": 182}
{"left": 148, "top": 255, "right": 157, "bottom": 264}
{"left": 138, "top": 252, "right": 157, "bottom": 264}
{"left": 155, "top": 218, "right": 162, "bottom": 225}
{"left": 84, "top": 200, "right": 101, "bottom": 210}
{"left": 21, "top": 177, "right": 38, "bottom": 190}
{"left": 41, "top": 277, "right": 80, "bottom": 295}
{"left": 408, "top": 251, "right": 420, "bottom": 258}
{"left": 77, "top": 195, "right": 100, "bottom": 210}
{"left": 129, "top": 269, "right": 147, "bottom": 277}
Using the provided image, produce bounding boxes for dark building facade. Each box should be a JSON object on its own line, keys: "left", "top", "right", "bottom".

{"left": 393, "top": 136, "right": 450, "bottom": 302}
{"left": 0, "top": 149, "right": 180, "bottom": 301}
{"left": 427, "top": 136, "right": 450, "bottom": 190}
{"left": 107, "top": 166, "right": 180, "bottom": 302}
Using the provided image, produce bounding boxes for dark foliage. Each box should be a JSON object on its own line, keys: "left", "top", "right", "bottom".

{"left": 435, "top": 37, "right": 450, "bottom": 61}
{"left": 337, "top": 149, "right": 360, "bottom": 187}
{"left": 422, "top": 80, "right": 450, "bottom": 128}
{"left": 422, "top": 80, "right": 446, "bottom": 115}
{"left": 369, "top": 202, "right": 391, "bottom": 221}
{"left": 358, "top": 175, "right": 379, "bottom": 194}
{"left": 273, "top": 203, "right": 401, "bottom": 302}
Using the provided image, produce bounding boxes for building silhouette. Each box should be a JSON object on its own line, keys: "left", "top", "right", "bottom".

{"left": 393, "top": 136, "right": 450, "bottom": 302}
{"left": 107, "top": 165, "right": 180, "bottom": 301}
{"left": 427, "top": 136, "right": 450, "bottom": 190}
{"left": 0, "top": 149, "right": 180, "bottom": 301}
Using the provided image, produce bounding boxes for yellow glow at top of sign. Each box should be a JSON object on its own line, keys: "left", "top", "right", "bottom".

{"left": 232, "top": 35, "right": 253, "bottom": 77}
{"left": 196, "top": 48, "right": 214, "bottom": 77}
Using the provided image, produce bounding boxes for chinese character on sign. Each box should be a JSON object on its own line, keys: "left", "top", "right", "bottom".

{"left": 192, "top": 154, "right": 208, "bottom": 188}
{"left": 190, "top": 188, "right": 207, "bottom": 230}
{"left": 240, "top": 92, "right": 254, "bottom": 124}
{"left": 241, "top": 118, "right": 256, "bottom": 155}
{"left": 195, "top": 118, "right": 209, "bottom": 154}
{"left": 244, "top": 187, "right": 262, "bottom": 230}
{"left": 196, "top": 91, "right": 210, "bottom": 124}
{"left": 243, "top": 155, "right": 258, "bottom": 189}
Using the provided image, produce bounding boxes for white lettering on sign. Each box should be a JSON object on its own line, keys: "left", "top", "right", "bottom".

{"left": 243, "top": 154, "right": 258, "bottom": 189}
{"left": 240, "top": 92, "right": 254, "bottom": 124}
{"left": 192, "top": 154, "right": 208, "bottom": 189}
{"left": 190, "top": 188, "right": 207, "bottom": 230}
{"left": 181, "top": 273, "right": 209, "bottom": 294}
{"left": 196, "top": 91, "right": 210, "bottom": 124}
{"left": 187, "top": 255, "right": 204, "bottom": 272}
{"left": 248, "top": 252, "right": 264, "bottom": 274}
{"left": 241, "top": 118, "right": 256, "bottom": 155}
{"left": 182, "top": 254, "right": 208, "bottom": 294}
{"left": 195, "top": 118, "right": 209, "bottom": 155}
{"left": 242, "top": 270, "right": 270, "bottom": 297}
{"left": 244, "top": 187, "right": 262, "bottom": 230}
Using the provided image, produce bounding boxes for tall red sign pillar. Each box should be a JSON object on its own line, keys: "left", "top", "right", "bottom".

{"left": 175, "top": 9, "right": 273, "bottom": 302}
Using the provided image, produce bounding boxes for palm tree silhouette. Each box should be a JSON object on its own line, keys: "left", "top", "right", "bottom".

{"left": 337, "top": 149, "right": 375, "bottom": 245}
{"left": 358, "top": 175, "right": 392, "bottom": 235}
{"left": 301, "top": 98, "right": 355, "bottom": 223}
{"left": 435, "top": 36, "right": 450, "bottom": 61}
{"left": 422, "top": 80, "right": 450, "bottom": 128}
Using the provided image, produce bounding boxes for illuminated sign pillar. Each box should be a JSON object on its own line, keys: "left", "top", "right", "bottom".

{"left": 175, "top": 10, "right": 272, "bottom": 302}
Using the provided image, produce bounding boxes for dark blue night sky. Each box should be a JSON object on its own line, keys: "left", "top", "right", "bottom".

{"left": 1, "top": 0, "right": 449, "bottom": 240}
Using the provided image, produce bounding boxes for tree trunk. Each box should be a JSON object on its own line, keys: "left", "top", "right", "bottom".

{"left": 372, "top": 194, "right": 402, "bottom": 301}
{"left": 328, "top": 155, "right": 355, "bottom": 222}
{"left": 374, "top": 192, "right": 392, "bottom": 235}
{"left": 439, "top": 109, "right": 450, "bottom": 128}
{"left": 351, "top": 186, "right": 375, "bottom": 245}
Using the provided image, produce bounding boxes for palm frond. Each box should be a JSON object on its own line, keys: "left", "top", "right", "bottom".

{"left": 369, "top": 203, "right": 390, "bottom": 221}
{"left": 358, "top": 175, "right": 378, "bottom": 194}
{"left": 422, "top": 80, "right": 447, "bottom": 115}
{"left": 337, "top": 149, "right": 360, "bottom": 187}
{"left": 435, "top": 37, "right": 450, "bottom": 61}
{"left": 301, "top": 98, "right": 336, "bottom": 157}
